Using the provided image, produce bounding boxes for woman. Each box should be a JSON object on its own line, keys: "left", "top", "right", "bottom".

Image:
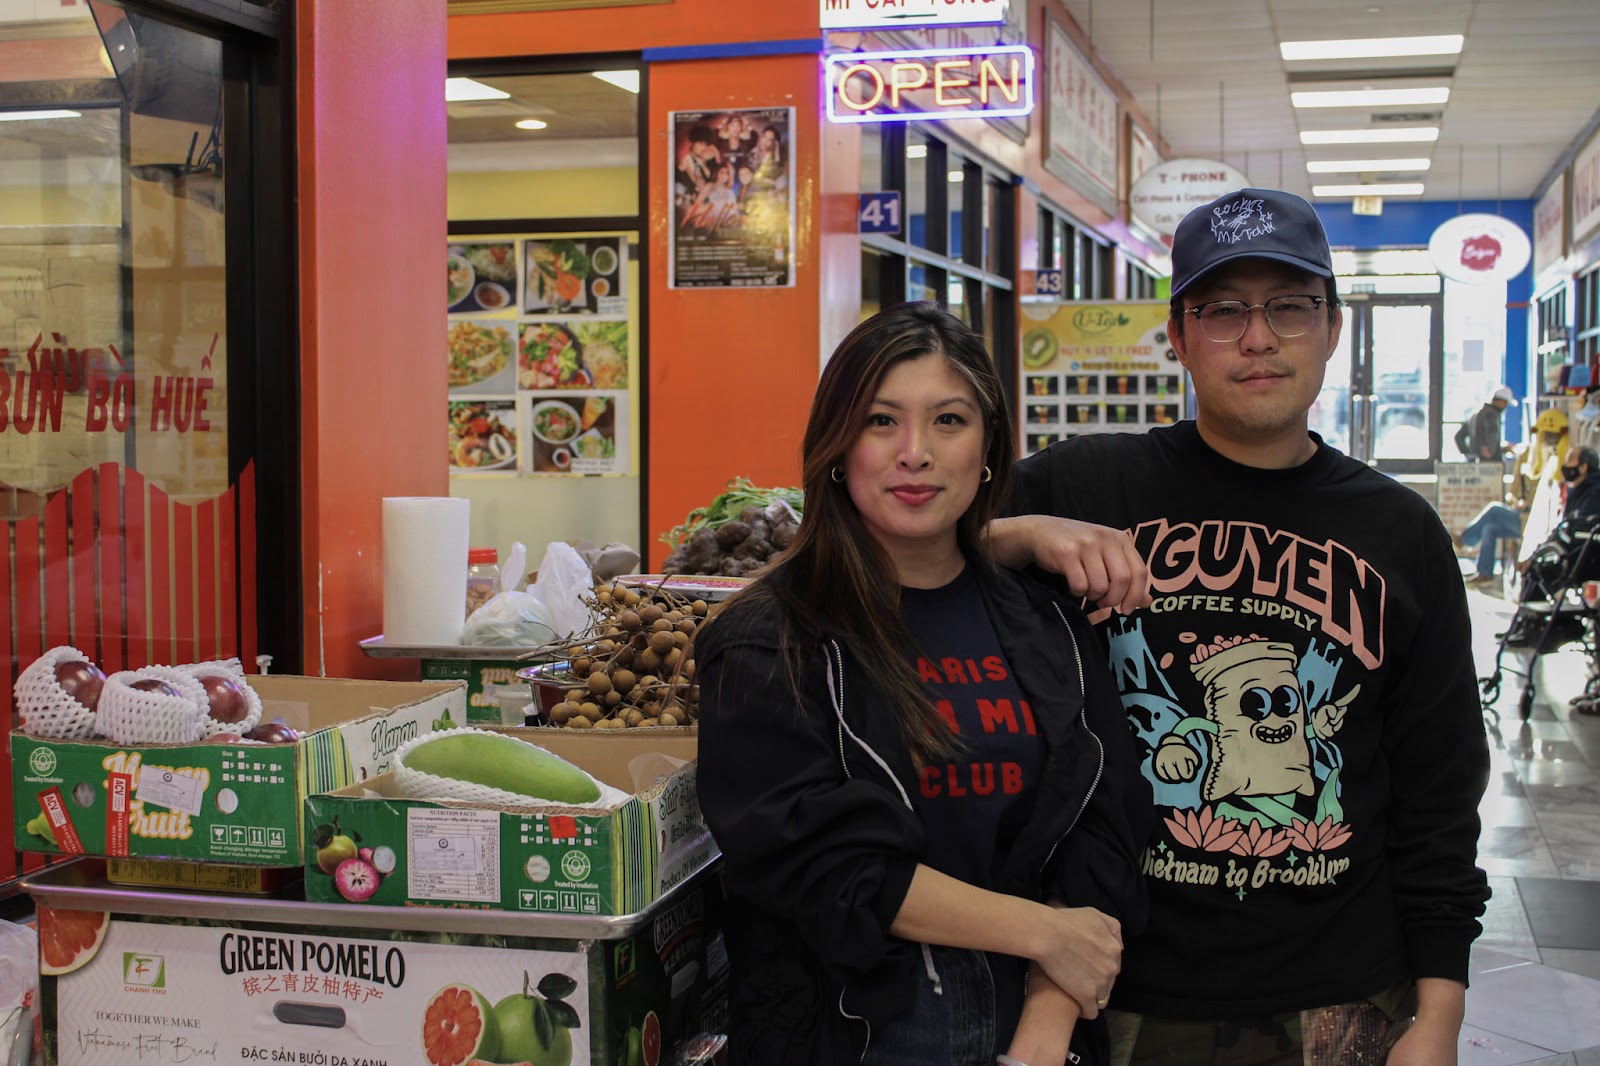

{"left": 695, "top": 303, "right": 1150, "bottom": 1065}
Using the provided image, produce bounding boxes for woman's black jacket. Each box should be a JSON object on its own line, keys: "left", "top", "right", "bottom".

{"left": 694, "top": 559, "right": 1152, "bottom": 1064}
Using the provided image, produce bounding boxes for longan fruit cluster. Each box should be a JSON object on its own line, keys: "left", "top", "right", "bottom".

{"left": 546, "top": 581, "right": 707, "bottom": 730}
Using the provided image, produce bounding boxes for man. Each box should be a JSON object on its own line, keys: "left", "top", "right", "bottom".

{"left": 990, "top": 188, "right": 1489, "bottom": 1065}
{"left": 1462, "top": 442, "right": 1600, "bottom": 584}
{"left": 1458, "top": 386, "right": 1515, "bottom": 461}
{"left": 1499, "top": 444, "right": 1600, "bottom": 645}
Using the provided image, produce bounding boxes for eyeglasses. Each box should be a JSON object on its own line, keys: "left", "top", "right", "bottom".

{"left": 1184, "top": 295, "right": 1328, "bottom": 343}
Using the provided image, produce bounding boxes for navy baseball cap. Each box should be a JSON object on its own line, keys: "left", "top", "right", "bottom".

{"left": 1170, "top": 188, "right": 1334, "bottom": 297}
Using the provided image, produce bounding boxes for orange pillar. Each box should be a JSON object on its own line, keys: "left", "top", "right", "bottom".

{"left": 645, "top": 54, "right": 826, "bottom": 568}
{"left": 297, "top": 0, "right": 448, "bottom": 678}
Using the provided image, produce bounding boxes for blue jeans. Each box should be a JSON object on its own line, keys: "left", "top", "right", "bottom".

{"left": 861, "top": 945, "right": 1004, "bottom": 1065}
{"left": 1461, "top": 503, "right": 1523, "bottom": 578}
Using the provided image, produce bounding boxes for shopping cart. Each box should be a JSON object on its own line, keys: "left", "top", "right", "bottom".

{"left": 1478, "top": 521, "right": 1600, "bottom": 722}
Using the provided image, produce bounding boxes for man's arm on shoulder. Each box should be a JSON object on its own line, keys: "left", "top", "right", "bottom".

{"left": 992, "top": 445, "right": 1152, "bottom": 613}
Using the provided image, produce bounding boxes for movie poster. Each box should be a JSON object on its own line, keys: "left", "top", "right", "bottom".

{"left": 669, "top": 107, "right": 795, "bottom": 289}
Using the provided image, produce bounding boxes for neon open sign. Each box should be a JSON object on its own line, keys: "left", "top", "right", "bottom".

{"left": 826, "top": 45, "right": 1035, "bottom": 124}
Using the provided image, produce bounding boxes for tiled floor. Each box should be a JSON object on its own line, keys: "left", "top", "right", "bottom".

{"left": 1460, "top": 575, "right": 1600, "bottom": 1065}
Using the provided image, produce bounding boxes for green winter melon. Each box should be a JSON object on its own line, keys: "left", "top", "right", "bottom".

{"left": 405, "top": 731, "right": 601, "bottom": 804}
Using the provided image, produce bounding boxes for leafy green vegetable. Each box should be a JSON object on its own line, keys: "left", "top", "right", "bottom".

{"left": 662, "top": 476, "right": 804, "bottom": 546}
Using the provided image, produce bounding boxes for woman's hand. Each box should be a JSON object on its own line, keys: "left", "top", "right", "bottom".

{"left": 1007, "top": 965, "right": 1080, "bottom": 1066}
{"left": 1030, "top": 905, "right": 1122, "bottom": 1019}
{"left": 985, "top": 515, "right": 1151, "bottom": 614}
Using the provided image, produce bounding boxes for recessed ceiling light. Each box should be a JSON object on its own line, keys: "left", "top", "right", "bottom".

{"left": 445, "top": 77, "right": 509, "bottom": 102}
{"left": 0, "top": 109, "right": 81, "bottom": 122}
{"left": 907, "top": 144, "right": 928, "bottom": 159}
{"left": 515, "top": 118, "right": 548, "bottom": 130}
{"left": 1280, "top": 34, "right": 1463, "bottom": 61}
{"left": 1292, "top": 87, "right": 1449, "bottom": 108}
{"left": 1300, "top": 127, "right": 1439, "bottom": 144}
{"left": 592, "top": 70, "right": 640, "bottom": 94}
{"left": 1312, "top": 183, "right": 1426, "bottom": 197}
{"left": 1306, "top": 157, "right": 1432, "bottom": 173}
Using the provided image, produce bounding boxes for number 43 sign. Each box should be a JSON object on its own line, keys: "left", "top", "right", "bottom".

{"left": 859, "top": 191, "right": 902, "bottom": 235}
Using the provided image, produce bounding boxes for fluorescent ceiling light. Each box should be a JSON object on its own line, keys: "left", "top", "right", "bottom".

{"left": 948, "top": 170, "right": 964, "bottom": 182}
{"left": 0, "top": 109, "right": 81, "bottom": 122}
{"left": 1306, "top": 157, "right": 1432, "bottom": 172}
{"left": 906, "top": 143, "right": 928, "bottom": 159}
{"left": 1280, "top": 34, "right": 1463, "bottom": 61}
{"left": 1301, "top": 127, "right": 1439, "bottom": 144}
{"left": 592, "top": 70, "right": 640, "bottom": 94}
{"left": 1312, "top": 183, "right": 1426, "bottom": 196}
{"left": 446, "top": 78, "right": 509, "bottom": 102}
{"left": 1292, "top": 87, "right": 1449, "bottom": 108}
{"left": 514, "top": 118, "right": 548, "bottom": 130}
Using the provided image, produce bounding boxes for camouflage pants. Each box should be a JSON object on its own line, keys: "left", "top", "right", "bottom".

{"left": 1107, "top": 984, "right": 1415, "bottom": 1066}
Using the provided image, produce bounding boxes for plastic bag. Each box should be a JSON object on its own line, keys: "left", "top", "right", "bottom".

{"left": 460, "top": 543, "right": 557, "bottom": 647}
{"left": 530, "top": 541, "right": 599, "bottom": 640}
{"left": 0, "top": 919, "right": 38, "bottom": 1066}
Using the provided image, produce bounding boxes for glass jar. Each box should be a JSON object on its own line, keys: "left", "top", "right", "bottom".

{"left": 465, "top": 547, "right": 499, "bottom": 619}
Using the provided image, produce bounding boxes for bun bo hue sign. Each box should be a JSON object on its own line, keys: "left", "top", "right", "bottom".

{"left": 826, "top": 45, "right": 1034, "bottom": 124}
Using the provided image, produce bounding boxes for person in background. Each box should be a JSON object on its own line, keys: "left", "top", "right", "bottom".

{"left": 988, "top": 188, "right": 1489, "bottom": 1065}
{"left": 1498, "top": 445, "right": 1600, "bottom": 646}
{"left": 1457, "top": 385, "right": 1515, "bottom": 462}
{"left": 695, "top": 302, "right": 1150, "bottom": 1066}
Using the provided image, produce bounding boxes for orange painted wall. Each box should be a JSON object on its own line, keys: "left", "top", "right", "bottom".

{"left": 449, "top": 0, "right": 819, "bottom": 58}
{"left": 646, "top": 54, "right": 825, "bottom": 569}
{"left": 298, "top": 0, "right": 448, "bottom": 678}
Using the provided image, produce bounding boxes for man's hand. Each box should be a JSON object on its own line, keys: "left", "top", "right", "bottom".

{"left": 1030, "top": 905, "right": 1123, "bottom": 1019}
{"left": 1386, "top": 1023, "right": 1457, "bottom": 1066}
{"left": 1387, "top": 977, "right": 1464, "bottom": 1066}
{"left": 986, "top": 515, "right": 1152, "bottom": 614}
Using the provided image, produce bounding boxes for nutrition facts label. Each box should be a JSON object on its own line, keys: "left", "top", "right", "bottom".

{"left": 407, "top": 807, "right": 501, "bottom": 902}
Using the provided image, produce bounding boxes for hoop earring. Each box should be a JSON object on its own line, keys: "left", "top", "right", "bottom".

{"left": 830, "top": 467, "right": 845, "bottom": 483}
{"left": 981, "top": 466, "right": 993, "bottom": 483}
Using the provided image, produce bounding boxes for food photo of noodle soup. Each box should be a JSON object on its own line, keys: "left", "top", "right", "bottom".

{"left": 526, "top": 395, "right": 623, "bottom": 473}
{"left": 448, "top": 400, "right": 518, "bottom": 472}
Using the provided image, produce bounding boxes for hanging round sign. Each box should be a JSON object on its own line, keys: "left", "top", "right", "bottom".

{"left": 1427, "top": 213, "right": 1531, "bottom": 284}
{"left": 1129, "top": 158, "right": 1251, "bottom": 237}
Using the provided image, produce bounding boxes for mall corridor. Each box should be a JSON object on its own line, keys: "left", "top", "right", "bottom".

{"left": 1461, "top": 583, "right": 1600, "bottom": 1065}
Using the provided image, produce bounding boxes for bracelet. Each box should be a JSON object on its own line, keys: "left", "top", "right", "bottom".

{"left": 996, "top": 1053, "right": 1081, "bottom": 1066}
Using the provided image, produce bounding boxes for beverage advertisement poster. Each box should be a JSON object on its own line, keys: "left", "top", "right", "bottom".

{"left": 1018, "top": 301, "right": 1182, "bottom": 454}
{"left": 446, "top": 231, "right": 635, "bottom": 476}
{"left": 669, "top": 107, "right": 795, "bottom": 289}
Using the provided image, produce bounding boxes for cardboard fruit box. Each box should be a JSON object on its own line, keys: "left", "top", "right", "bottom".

{"left": 33, "top": 865, "right": 726, "bottom": 1066}
{"left": 303, "top": 728, "right": 717, "bottom": 916}
{"left": 12, "top": 676, "right": 466, "bottom": 866}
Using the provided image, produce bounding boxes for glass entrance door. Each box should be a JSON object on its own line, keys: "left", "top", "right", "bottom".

{"left": 1309, "top": 294, "right": 1443, "bottom": 474}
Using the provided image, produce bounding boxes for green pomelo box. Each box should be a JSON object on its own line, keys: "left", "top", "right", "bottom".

{"left": 303, "top": 729, "right": 716, "bottom": 915}
{"left": 36, "top": 866, "right": 726, "bottom": 1066}
{"left": 13, "top": 676, "right": 466, "bottom": 866}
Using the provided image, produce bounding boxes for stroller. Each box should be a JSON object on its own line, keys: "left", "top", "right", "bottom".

{"left": 1478, "top": 516, "right": 1600, "bottom": 721}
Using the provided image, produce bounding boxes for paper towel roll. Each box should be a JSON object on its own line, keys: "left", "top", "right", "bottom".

{"left": 382, "top": 497, "right": 471, "bottom": 646}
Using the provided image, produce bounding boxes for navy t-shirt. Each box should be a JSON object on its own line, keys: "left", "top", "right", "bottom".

{"left": 901, "top": 564, "right": 1046, "bottom": 1043}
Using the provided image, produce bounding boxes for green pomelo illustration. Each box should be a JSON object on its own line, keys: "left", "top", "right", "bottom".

{"left": 405, "top": 731, "right": 601, "bottom": 804}
{"left": 494, "top": 995, "right": 573, "bottom": 1066}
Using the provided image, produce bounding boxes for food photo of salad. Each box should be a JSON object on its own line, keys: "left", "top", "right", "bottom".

{"left": 447, "top": 320, "right": 514, "bottom": 390}
{"left": 523, "top": 236, "right": 626, "bottom": 314}
{"left": 526, "top": 395, "right": 624, "bottom": 474}
{"left": 448, "top": 241, "right": 517, "bottom": 313}
{"left": 448, "top": 400, "right": 518, "bottom": 472}
{"left": 518, "top": 319, "right": 629, "bottom": 390}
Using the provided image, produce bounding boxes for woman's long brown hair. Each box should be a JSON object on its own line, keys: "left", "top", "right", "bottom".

{"left": 705, "top": 302, "right": 1016, "bottom": 764}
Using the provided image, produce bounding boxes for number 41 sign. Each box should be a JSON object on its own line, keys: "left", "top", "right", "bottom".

{"left": 859, "top": 191, "right": 902, "bottom": 235}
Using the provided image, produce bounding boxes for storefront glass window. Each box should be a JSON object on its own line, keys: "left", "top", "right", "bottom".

{"left": 860, "top": 124, "right": 882, "bottom": 197}
{"left": 906, "top": 130, "right": 928, "bottom": 251}
{"left": 2, "top": 3, "right": 254, "bottom": 676}
{"left": 948, "top": 151, "right": 966, "bottom": 264}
